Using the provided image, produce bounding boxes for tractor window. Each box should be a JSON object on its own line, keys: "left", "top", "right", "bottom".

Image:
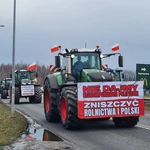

{"left": 72, "top": 53, "right": 101, "bottom": 69}
{"left": 72, "top": 52, "right": 101, "bottom": 80}
{"left": 18, "top": 72, "right": 31, "bottom": 80}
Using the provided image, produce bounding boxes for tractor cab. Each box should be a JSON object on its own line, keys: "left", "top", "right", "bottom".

{"left": 57, "top": 47, "right": 123, "bottom": 82}
{"left": 15, "top": 70, "right": 32, "bottom": 85}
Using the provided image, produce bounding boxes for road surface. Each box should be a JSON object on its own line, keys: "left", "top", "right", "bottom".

{"left": 1, "top": 98, "right": 150, "bottom": 150}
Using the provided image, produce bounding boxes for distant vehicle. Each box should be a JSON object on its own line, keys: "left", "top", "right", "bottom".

{"left": 106, "top": 68, "right": 124, "bottom": 81}
{"left": 9, "top": 70, "right": 42, "bottom": 104}
{"left": 0, "top": 78, "right": 12, "bottom": 99}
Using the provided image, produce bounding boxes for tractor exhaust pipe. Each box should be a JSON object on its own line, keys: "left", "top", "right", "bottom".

{"left": 55, "top": 56, "right": 61, "bottom": 68}
{"left": 66, "top": 56, "right": 71, "bottom": 74}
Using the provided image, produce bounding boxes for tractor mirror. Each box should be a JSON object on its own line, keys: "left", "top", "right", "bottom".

{"left": 118, "top": 55, "right": 123, "bottom": 67}
{"left": 122, "top": 73, "right": 124, "bottom": 79}
{"left": 10, "top": 74, "right": 12, "bottom": 78}
{"left": 55, "top": 56, "right": 61, "bottom": 68}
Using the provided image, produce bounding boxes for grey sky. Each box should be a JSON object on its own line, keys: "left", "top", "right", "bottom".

{"left": 0, "top": 0, "right": 150, "bottom": 70}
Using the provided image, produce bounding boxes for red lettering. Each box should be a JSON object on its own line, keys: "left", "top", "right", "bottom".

{"left": 83, "top": 86, "right": 100, "bottom": 93}
{"left": 132, "top": 84, "right": 138, "bottom": 91}
{"left": 103, "top": 85, "right": 110, "bottom": 92}
{"left": 110, "top": 85, "right": 117, "bottom": 91}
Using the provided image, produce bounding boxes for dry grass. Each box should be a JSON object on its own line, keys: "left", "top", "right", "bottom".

{"left": 0, "top": 102, "right": 28, "bottom": 147}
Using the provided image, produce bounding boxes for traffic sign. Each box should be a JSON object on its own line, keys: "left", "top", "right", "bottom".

{"left": 136, "top": 64, "right": 150, "bottom": 89}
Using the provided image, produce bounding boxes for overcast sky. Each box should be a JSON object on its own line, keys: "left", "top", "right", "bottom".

{"left": 0, "top": 0, "right": 150, "bottom": 70}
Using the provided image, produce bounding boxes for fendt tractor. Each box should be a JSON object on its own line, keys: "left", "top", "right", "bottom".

{"left": 10, "top": 70, "right": 42, "bottom": 104}
{"left": 43, "top": 46, "right": 144, "bottom": 130}
{"left": 0, "top": 78, "right": 12, "bottom": 99}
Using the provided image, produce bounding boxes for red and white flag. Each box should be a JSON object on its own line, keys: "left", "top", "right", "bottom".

{"left": 102, "top": 64, "right": 108, "bottom": 71}
{"left": 50, "top": 45, "right": 61, "bottom": 53}
{"left": 50, "top": 65, "right": 57, "bottom": 72}
{"left": 27, "top": 61, "right": 37, "bottom": 70}
{"left": 111, "top": 43, "right": 120, "bottom": 51}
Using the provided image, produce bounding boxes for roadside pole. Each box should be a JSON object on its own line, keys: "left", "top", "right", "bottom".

{"left": 11, "top": 0, "right": 16, "bottom": 116}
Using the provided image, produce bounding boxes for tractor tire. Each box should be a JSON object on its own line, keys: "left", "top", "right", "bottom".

{"left": 60, "top": 86, "right": 82, "bottom": 130}
{"left": 113, "top": 116, "right": 139, "bottom": 128}
{"left": 44, "top": 79, "right": 60, "bottom": 122}
{"left": 34, "top": 86, "right": 42, "bottom": 103}
{"left": 2, "top": 90, "right": 7, "bottom": 99}
{"left": 29, "top": 96, "right": 34, "bottom": 103}
{"left": 15, "top": 87, "right": 20, "bottom": 104}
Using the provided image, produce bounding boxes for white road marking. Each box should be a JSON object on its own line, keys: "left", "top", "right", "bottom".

{"left": 136, "top": 124, "right": 150, "bottom": 130}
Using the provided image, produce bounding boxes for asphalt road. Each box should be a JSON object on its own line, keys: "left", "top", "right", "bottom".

{"left": 1, "top": 98, "right": 150, "bottom": 150}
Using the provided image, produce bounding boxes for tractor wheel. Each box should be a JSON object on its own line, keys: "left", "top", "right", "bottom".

{"left": 29, "top": 96, "right": 34, "bottom": 103}
{"left": 2, "top": 90, "right": 7, "bottom": 99}
{"left": 1, "top": 90, "right": 3, "bottom": 99}
{"left": 60, "top": 86, "right": 82, "bottom": 130}
{"left": 34, "top": 86, "right": 42, "bottom": 103}
{"left": 44, "top": 79, "right": 60, "bottom": 122}
{"left": 15, "top": 87, "right": 20, "bottom": 104}
{"left": 113, "top": 116, "right": 139, "bottom": 128}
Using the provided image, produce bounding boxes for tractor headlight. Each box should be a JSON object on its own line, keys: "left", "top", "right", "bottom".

{"left": 34, "top": 78, "right": 37, "bottom": 82}
{"left": 100, "top": 54, "right": 104, "bottom": 58}
{"left": 21, "top": 82, "right": 26, "bottom": 85}
{"left": 65, "top": 73, "right": 69, "bottom": 78}
{"left": 71, "top": 54, "right": 75, "bottom": 58}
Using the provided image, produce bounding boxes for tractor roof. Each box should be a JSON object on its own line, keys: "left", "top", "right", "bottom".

{"left": 62, "top": 48, "right": 101, "bottom": 54}
{"left": 15, "top": 69, "right": 31, "bottom": 72}
{"left": 5, "top": 78, "right": 12, "bottom": 80}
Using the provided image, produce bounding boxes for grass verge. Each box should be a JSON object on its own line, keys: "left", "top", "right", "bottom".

{"left": 0, "top": 101, "right": 28, "bottom": 147}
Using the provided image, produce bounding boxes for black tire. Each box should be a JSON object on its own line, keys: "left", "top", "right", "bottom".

{"left": 1, "top": 91, "right": 3, "bottom": 99}
{"left": 2, "top": 90, "right": 7, "bottom": 99}
{"left": 34, "top": 86, "right": 42, "bottom": 103}
{"left": 44, "top": 79, "right": 60, "bottom": 122}
{"left": 113, "top": 116, "right": 139, "bottom": 128}
{"left": 60, "top": 86, "right": 82, "bottom": 130}
{"left": 29, "top": 96, "right": 34, "bottom": 103}
{"left": 15, "top": 87, "right": 20, "bottom": 104}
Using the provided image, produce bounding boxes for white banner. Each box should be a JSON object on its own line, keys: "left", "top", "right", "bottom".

{"left": 78, "top": 81, "right": 144, "bottom": 101}
{"left": 21, "top": 85, "right": 34, "bottom": 96}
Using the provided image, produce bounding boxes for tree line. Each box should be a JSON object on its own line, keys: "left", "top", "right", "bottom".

{"left": 0, "top": 63, "right": 50, "bottom": 85}
{"left": 0, "top": 63, "right": 136, "bottom": 85}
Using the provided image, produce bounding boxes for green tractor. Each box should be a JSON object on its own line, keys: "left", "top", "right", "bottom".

{"left": 106, "top": 69, "right": 124, "bottom": 81}
{"left": 43, "top": 47, "right": 144, "bottom": 129}
{"left": 10, "top": 70, "right": 42, "bottom": 104}
{"left": 0, "top": 78, "right": 12, "bottom": 99}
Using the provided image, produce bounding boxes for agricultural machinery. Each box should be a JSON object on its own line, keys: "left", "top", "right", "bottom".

{"left": 0, "top": 78, "right": 12, "bottom": 99}
{"left": 9, "top": 70, "right": 42, "bottom": 104}
{"left": 43, "top": 46, "right": 144, "bottom": 129}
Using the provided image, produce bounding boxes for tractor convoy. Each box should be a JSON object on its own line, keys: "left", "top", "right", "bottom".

{"left": 1, "top": 46, "right": 144, "bottom": 130}
{"left": 9, "top": 70, "right": 42, "bottom": 104}
{"left": 43, "top": 46, "right": 144, "bottom": 130}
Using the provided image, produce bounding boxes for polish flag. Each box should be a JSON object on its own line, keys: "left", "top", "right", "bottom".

{"left": 50, "top": 65, "right": 57, "bottom": 72}
{"left": 50, "top": 45, "right": 61, "bottom": 53}
{"left": 102, "top": 64, "right": 108, "bottom": 71}
{"left": 111, "top": 43, "right": 120, "bottom": 51}
{"left": 27, "top": 61, "right": 37, "bottom": 70}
